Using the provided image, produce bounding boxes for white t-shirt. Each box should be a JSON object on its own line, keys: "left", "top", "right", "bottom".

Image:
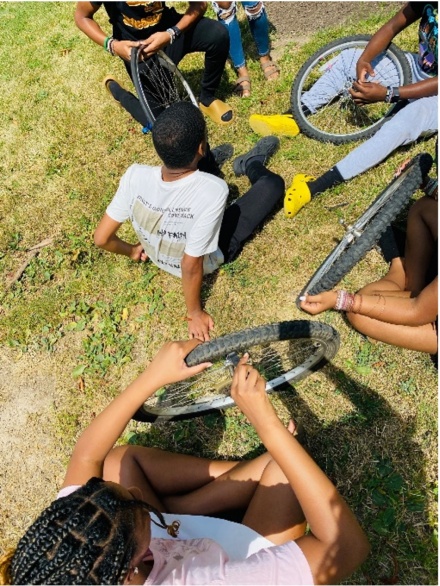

{"left": 106, "top": 165, "right": 229, "bottom": 277}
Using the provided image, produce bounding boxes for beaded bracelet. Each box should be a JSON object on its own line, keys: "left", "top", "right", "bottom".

{"left": 334, "top": 290, "right": 355, "bottom": 312}
{"left": 103, "top": 35, "right": 111, "bottom": 50}
{"left": 108, "top": 38, "right": 116, "bottom": 56}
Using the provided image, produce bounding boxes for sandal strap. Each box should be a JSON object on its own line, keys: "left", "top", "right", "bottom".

{"left": 235, "top": 76, "right": 251, "bottom": 85}
{"left": 261, "top": 60, "right": 279, "bottom": 71}
{"left": 261, "top": 61, "right": 280, "bottom": 79}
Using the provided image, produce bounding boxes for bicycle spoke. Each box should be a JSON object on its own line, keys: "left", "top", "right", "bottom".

{"left": 142, "top": 339, "right": 323, "bottom": 412}
{"left": 297, "top": 40, "right": 406, "bottom": 140}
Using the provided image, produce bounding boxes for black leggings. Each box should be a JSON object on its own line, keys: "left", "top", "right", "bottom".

{"left": 116, "top": 15, "right": 230, "bottom": 127}
{"left": 218, "top": 162, "right": 285, "bottom": 263}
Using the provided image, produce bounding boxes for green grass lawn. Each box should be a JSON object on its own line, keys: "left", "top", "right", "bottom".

{"left": 0, "top": 2, "right": 437, "bottom": 584}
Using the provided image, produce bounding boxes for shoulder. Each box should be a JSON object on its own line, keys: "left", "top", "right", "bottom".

{"left": 192, "top": 171, "right": 228, "bottom": 196}
{"left": 224, "top": 541, "right": 314, "bottom": 585}
{"left": 121, "top": 163, "right": 158, "bottom": 182}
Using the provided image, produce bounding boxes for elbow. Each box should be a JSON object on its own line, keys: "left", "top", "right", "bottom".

{"left": 357, "top": 531, "right": 371, "bottom": 565}
{"left": 181, "top": 255, "right": 203, "bottom": 277}
{"left": 94, "top": 228, "right": 108, "bottom": 249}
{"left": 74, "top": 11, "right": 83, "bottom": 29}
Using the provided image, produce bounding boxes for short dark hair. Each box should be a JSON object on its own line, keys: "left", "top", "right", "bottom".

{"left": 152, "top": 102, "right": 206, "bottom": 169}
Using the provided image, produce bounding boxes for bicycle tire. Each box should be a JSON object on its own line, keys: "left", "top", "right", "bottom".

{"left": 298, "top": 153, "right": 433, "bottom": 303}
{"left": 131, "top": 47, "right": 199, "bottom": 125}
{"left": 291, "top": 35, "right": 412, "bottom": 144}
{"left": 132, "top": 320, "right": 340, "bottom": 423}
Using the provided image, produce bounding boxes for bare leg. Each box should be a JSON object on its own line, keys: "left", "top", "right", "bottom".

{"left": 404, "top": 197, "right": 437, "bottom": 294}
{"left": 242, "top": 459, "right": 307, "bottom": 544}
{"left": 104, "top": 445, "right": 272, "bottom": 514}
{"left": 104, "top": 445, "right": 240, "bottom": 511}
{"left": 347, "top": 258, "right": 437, "bottom": 353}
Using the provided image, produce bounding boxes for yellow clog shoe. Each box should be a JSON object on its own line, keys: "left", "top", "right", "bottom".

{"left": 284, "top": 174, "right": 315, "bottom": 218}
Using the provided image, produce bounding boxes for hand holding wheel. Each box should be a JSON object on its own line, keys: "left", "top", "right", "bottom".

{"left": 291, "top": 35, "right": 411, "bottom": 144}
{"left": 133, "top": 320, "right": 340, "bottom": 423}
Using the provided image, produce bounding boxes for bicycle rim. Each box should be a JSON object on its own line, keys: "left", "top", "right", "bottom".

{"left": 303, "top": 170, "right": 411, "bottom": 294}
{"left": 299, "top": 153, "right": 432, "bottom": 298}
{"left": 132, "top": 49, "right": 198, "bottom": 124}
{"left": 135, "top": 322, "right": 338, "bottom": 422}
{"left": 292, "top": 37, "right": 409, "bottom": 143}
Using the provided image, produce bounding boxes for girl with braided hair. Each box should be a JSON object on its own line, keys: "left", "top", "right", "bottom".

{"left": 1, "top": 339, "right": 369, "bottom": 585}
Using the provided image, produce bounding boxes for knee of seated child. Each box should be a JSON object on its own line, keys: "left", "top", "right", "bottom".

{"left": 104, "top": 445, "right": 132, "bottom": 469}
{"left": 409, "top": 194, "right": 437, "bottom": 218}
{"left": 346, "top": 309, "right": 365, "bottom": 330}
{"left": 213, "top": 1, "right": 237, "bottom": 23}
{"left": 244, "top": 1, "right": 265, "bottom": 19}
{"left": 392, "top": 100, "right": 435, "bottom": 143}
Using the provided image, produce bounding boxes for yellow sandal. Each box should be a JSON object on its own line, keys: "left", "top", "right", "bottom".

{"left": 284, "top": 174, "right": 315, "bottom": 218}
{"left": 249, "top": 114, "right": 300, "bottom": 137}
{"left": 199, "top": 99, "right": 234, "bottom": 126}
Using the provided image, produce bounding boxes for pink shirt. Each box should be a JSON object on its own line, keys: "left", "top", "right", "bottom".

{"left": 146, "top": 536, "right": 313, "bottom": 585}
{"left": 57, "top": 486, "right": 314, "bottom": 585}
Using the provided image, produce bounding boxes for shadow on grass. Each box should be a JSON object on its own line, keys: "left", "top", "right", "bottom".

{"left": 131, "top": 358, "right": 436, "bottom": 584}
{"left": 274, "top": 363, "right": 437, "bottom": 585}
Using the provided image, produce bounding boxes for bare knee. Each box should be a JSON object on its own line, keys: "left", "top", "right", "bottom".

{"left": 347, "top": 310, "right": 368, "bottom": 334}
{"left": 103, "top": 445, "right": 158, "bottom": 481}
{"left": 214, "top": 1, "right": 236, "bottom": 22}
{"left": 103, "top": 445, "right": 134, "bottom": 480}
{"left": 244, "top": 1, "right": 265, "bottom": 19}
{"left": 408, "top": 196, "right": 438, "bottom": 238}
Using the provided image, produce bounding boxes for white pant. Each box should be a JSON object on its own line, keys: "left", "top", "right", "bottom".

{"left": 337, "top": 95, "right": 438, "bottom": 180}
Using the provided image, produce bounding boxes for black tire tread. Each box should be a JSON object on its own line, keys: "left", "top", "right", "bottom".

{"left": 185, "top": 320, "right": 339, "bottom": 366}
{"left": 131, "top": 46, "right": 155, "bottom": 125}
{"left": 306, "top": 153, "right": 433, "bottom": 295}
{"left": 291, "top": 35, "right": 412, "bottom": 144}
{"left": 133, "top": 321, "right": 340, "bottom": 423}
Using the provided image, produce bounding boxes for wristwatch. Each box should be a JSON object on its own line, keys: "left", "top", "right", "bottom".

{"left": 385, "top": 86, "right": 400, "bottom": 103}
{"left": 390, "top": 87, "right": 400, "bottom": 103}
{"left": 166, "top": 25, "right": 182, "bottom": 44}
{"left": 171, "top": 25, "right": 182, "bottom": 40}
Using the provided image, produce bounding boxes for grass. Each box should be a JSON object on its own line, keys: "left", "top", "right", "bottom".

{"left": 0, "top": 2, "right": 437, "bottom": 584}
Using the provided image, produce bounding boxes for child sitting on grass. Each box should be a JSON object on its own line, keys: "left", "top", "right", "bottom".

{"left": 1, "top": 339, "right": 369, "bottom": 585}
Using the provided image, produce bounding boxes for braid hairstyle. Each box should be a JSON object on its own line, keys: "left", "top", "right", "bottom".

{"left": 6, "top": 477, "right": 175, "bottom": 585}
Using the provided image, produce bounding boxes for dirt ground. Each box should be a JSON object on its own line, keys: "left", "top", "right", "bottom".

{"left": 267, "top": 1, "right": 395, "bottom": 45}
{"left": 0, "top": 0, "right": 399, "bottom": 554}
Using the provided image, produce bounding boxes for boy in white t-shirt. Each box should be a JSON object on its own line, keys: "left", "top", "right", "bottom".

{"left": 94, "top": 102, "right": 284, "bottom": 341}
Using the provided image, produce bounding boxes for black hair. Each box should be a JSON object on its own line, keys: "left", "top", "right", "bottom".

{"left": 152, "top": 102, "right": 206, "bottom": 169}
{"left": 8, "top": 478, "right": 176, "bottom": 585}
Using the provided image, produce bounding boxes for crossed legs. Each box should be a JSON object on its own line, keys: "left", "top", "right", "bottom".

{"left": 104, "top": 442, "right": 306, "bottom": 545}
{"left": 347, "top": 196, "right": 438, "bottom": 353}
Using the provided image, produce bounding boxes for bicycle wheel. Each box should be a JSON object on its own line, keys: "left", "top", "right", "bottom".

{"left": 131, "top": 47, "right": 199, "bottom": 125}
{"left": 297, "top": 153, "right": 433, "bottom": 304}
{"left": 291, "top": 35, "right": 412, "bottom": 144}
{"left": 132, "top": 321, "right": 340, "bottom": 423}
